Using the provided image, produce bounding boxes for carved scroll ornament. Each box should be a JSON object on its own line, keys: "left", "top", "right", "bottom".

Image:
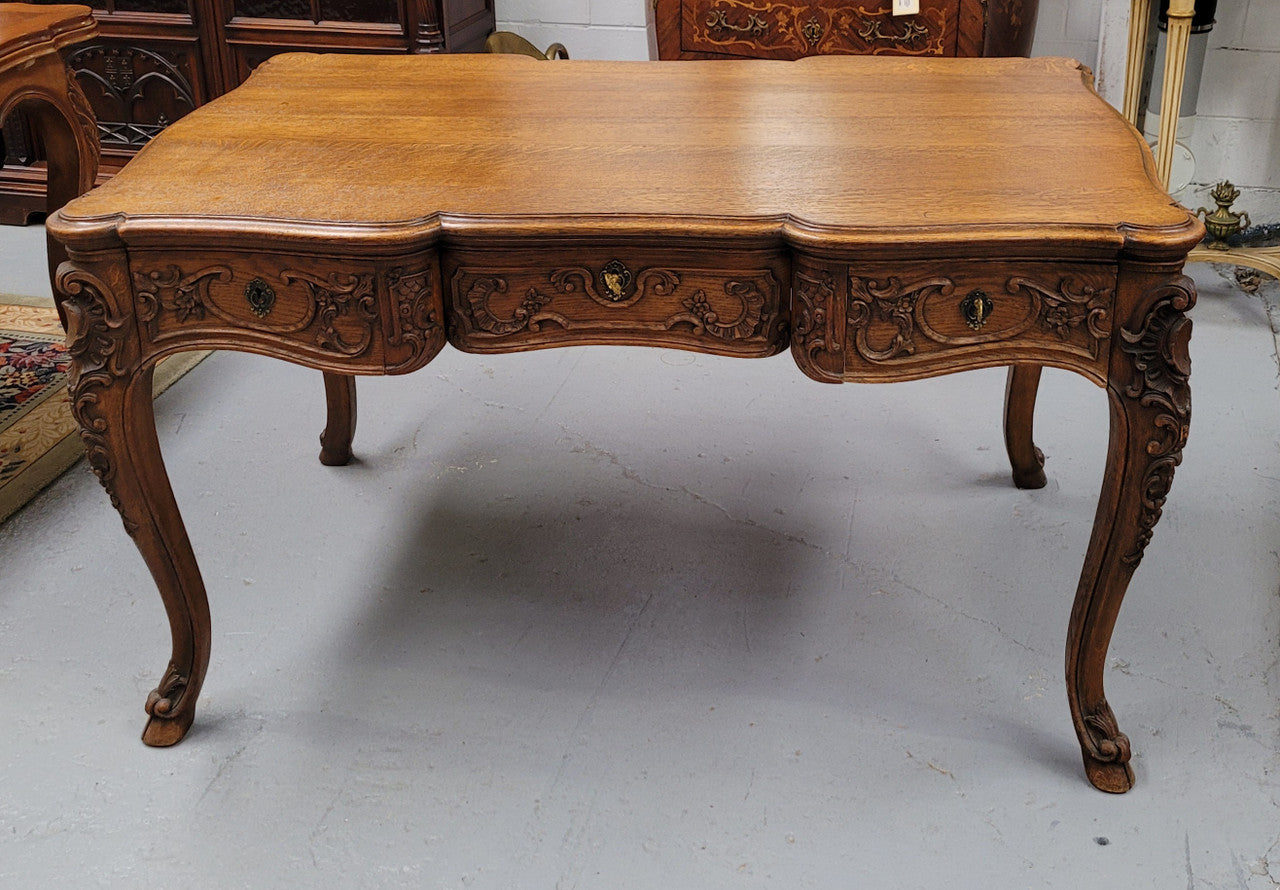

{"left": 1117, "top": 277, "right": 1195, "bottom": 567}
{"left": 58, "top": 267, "right": 137, "bottom": 537}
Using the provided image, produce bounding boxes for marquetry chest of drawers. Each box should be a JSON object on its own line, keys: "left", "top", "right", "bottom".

{"left": 654, "top": 0, "right": 1039, "bottom": 60}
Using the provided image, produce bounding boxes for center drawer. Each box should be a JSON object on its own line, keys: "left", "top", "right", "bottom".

{"left": 444, "top": 249, "right": 790, "bottom": 358}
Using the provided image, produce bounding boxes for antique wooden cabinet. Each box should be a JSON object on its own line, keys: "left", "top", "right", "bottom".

{"left": 0, "top": 0, "right": 494, "bottom": 222}
{"left": 654, "top": 0, "right": 1038, "bottom": 61}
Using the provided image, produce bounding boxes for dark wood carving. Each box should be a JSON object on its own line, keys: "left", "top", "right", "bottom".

{"left": 69, "top": 43, "right": 197, "bottom": 149}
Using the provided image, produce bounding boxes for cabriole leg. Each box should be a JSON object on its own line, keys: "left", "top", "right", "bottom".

{"left": 1067, "top": 273, "right": 1194, "bottom": 792}
{"left": 319, "top": 372, "right": 356, "bottom": 466}
{"left": 60, "top": 266, "right": 210, "bottom": 746}
{"left": 1004, "top": 363, "right": 1047, "bottom": 489}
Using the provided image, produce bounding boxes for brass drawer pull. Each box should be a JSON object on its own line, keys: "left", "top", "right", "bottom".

{"left": 706, "top": 8, "right": 769, "bottom": 37}
{"left": 857, "top": 17, "right": 930, "bottom": 46}
{"left": 960, "top": 289, "right": 993, "bottom": 330}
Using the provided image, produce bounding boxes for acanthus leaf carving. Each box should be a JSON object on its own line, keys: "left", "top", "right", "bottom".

{"left": 1117, "top": 276, "right": 1195, "bottom": 567}
{"left": 671, "top": 279, "right": 768, "bottom": 341}
{"left": 145, "top": 661, "right": 189, "bottom": 719}
{"left": 1007, "top": 275, "right": 1112, "bottom": 344}
{"left": 58, "top": 266, "right": 138, "bottom": 537}
{"left": 280, "top": 270, "right": 379, "bottom": 356}
{"left": 464, "top": 276, "right": 563, "bottom": 335}
{"left": 847, "top": 275, "right": 954, "bottom": 361}
{"left": 1083, "top": 702, "right": 1132, "bottom": 766}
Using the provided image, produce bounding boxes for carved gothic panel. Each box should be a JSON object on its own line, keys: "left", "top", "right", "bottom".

{"left": 69, "top": 42, "right": 200, "bottom": 149}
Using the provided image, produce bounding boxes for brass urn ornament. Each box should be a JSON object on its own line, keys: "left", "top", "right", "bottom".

{"left": 1195, "top": 181, "right": 1251, "bottom": 249}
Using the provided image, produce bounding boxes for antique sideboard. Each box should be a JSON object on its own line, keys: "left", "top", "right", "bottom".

{"left": 0, "top": 0, "right": 494, "bottom": 222}
{"left": 654, "top": 0, "right": 1040, "bottom": 60}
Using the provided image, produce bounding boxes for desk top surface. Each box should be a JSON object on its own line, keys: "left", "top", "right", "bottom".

{"left": 52, "top": 53, "right": 1200, "bottom": 256}
{"left": 0, "top": 3, "right": 94, "bottom": 71}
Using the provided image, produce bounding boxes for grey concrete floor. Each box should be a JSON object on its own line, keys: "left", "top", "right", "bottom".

{"left": 1, "top": 223, "right": 1278, "bottom": 888}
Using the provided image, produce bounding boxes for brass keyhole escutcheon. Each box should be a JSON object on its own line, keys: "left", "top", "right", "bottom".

{"left": 960, "top": 289, "right": 993, "bottom": 330}
{"left": 599, "top": 260, "right": 633, "bottom": 302}
{"left": 245, "top": 277, "right": 276, "bottom": 318}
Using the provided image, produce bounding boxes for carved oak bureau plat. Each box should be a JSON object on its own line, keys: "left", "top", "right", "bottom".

{"left": 47, "top": 53, "right": 1204, "bottom": 793}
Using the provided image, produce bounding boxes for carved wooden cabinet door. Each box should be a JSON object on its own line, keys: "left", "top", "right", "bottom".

{"left": 654, "top": 0, "right": 1039, "bottom": 61}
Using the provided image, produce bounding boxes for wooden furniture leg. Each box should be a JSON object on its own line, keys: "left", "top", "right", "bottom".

{"left": 319, "top": 372, "right": 356, "bottom": 466}
{"left": 1003, "top": 364, "right": 1047, "bottom": 489}
{"left": 59, "top": 263, "right": 211, "bottom": 747}
{"left": 1067, "top": 269, "right": 1194, "bottom": 792}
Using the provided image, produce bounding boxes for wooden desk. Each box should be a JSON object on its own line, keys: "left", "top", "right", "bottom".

{"left": 48, "top": 54, "right": 1203, "bottom": 793}
{"left": 0, "top": 3, "right": 98, "bottom": 297}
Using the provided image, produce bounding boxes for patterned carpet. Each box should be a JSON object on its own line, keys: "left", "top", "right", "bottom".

{"left": 0, "top": 302, "right": 205, "bottom": 524}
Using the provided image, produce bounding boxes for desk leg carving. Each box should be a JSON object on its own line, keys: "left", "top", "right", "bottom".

{"left": 1003, "top": 364, "right": 1047, "bottom": 489}
{"left": 1069, "top": 272, "right": 1194, "bottom": 792}
{"left": 319, "top": 373, "right": 356, "bottom": 466}
{"left": 59, "top": 264, "right": 210, "bottom": 747}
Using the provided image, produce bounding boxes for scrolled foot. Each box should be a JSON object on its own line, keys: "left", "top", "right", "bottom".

{"left": 319, "top": 372, "right": 356, "bottom": 466}
{"left": 1012, "top": 445, "right": 1047, "bottom": 490}
{"left": 1080, "top": 706, "right": 1134, "bottom": 793}
{"left": 141, "top": 663, "right": 195, "bottom": 747}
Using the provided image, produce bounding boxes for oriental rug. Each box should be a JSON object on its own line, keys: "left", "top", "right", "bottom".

{"left": 0, "top": 302, "right": 206, "bottom": 524}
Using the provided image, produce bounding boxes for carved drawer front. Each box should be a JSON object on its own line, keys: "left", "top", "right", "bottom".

{"left": 792, "top": 259, "right": 1117, "bottom": 382}
{"left": 683, "top": 0, "right": 960, "bottom": 59}
{"left": 445, "top": 251, "right": 789, "bottom": 357}
{"left": 130, "top": 253, "right": 445, "bottom": 373}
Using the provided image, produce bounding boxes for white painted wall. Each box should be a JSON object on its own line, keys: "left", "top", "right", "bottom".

{"left": 495, "top": 0, "right": 1279, "bottom": 217}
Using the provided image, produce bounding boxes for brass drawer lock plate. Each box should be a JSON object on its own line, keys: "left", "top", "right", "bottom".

{"left": 245, "top": 278, "right": 276, "bottom": 318}
{"left": 960, "top": 289, "right": 993, "bottom": 330}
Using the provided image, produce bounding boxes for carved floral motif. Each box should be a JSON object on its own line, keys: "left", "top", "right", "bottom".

{"left": 385, "top": 266, "right": 441, "bottom": 367}
{"left": 793, "top": 269, "right": 836, "bottom": 366}
{"left": 1118, "top": 277, "right": 1195, "bottom": 566}
{"left": 847, "top": 275, "right": 953, "bottom": 360}
{"left": 134, "top": 265, "right": 231, "bottom": 330}
{"left": 1008, "top": 276, "right": 1111, "bottom": 344}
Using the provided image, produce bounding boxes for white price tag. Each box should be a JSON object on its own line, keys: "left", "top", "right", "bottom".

{"left": 893, "top": 0, "right": 920, "bottom": 15}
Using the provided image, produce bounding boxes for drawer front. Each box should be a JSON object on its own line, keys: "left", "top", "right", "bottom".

{"left": 683, "top": 0, "right": 960, "bottom": 59}
{"left": 130, "top": 253, "right": 445, "bottom": 373}
{"left": 792, "top": 259, "right": 1117, "bottom": 382}
{"left": 445, "top": 251, "right": 789, "bottom": 357}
